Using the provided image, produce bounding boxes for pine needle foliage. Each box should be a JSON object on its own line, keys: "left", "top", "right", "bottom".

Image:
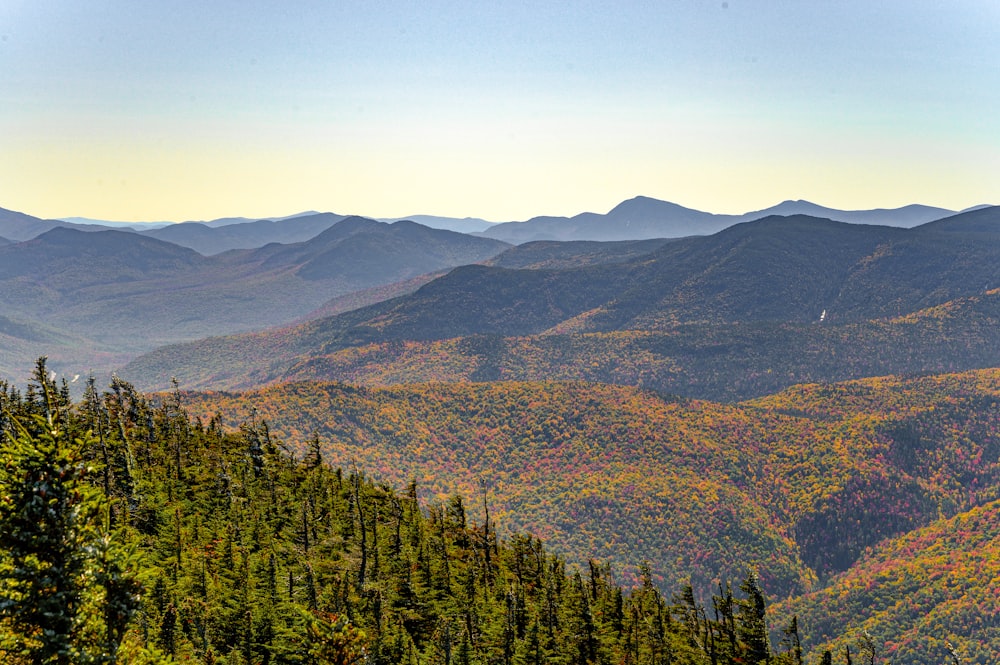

{"left": 0, "top": 359, "right": 146, "bottom": 664}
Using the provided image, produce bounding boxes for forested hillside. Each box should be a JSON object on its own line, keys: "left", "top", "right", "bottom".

{"left": 177, "top": 370, "right": 1000, "bottom": 614}
{"left": 1, "top": 363, "right": 837, "bottom": 664}
{"left": 123, "top": 210, "right": 1000, "bottom": 395}
{"left": 183, "top": 381, "right": 818, "bottom": 596}
{"left": 484, "top": 238, "right": 675, "bottom": 269}
{"left": 772, "top": 499, "right": 1000, "bottom": 665}
{"left": 276, "top": 288, "right": 1000, "bottom": 401}
{"left": 122, "top": 288, "right": 1000, "bottom": 398}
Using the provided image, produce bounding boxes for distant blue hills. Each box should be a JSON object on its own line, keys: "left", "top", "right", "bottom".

{"left": 0, "top": 196, "right": 985, "bottom": 252}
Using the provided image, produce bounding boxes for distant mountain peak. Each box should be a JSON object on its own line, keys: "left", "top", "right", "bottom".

{"left": 32, "top": 225, "right": 202, "bottom": 256}
{"left": 959, "top": 204, "right": 996, "bottom": 213}
{"left": 607, "top": 195, "right": 700, "bottom": 214}
{"left": 913, "top": 205, "right": 1000, "bottom": 235}
{"left": 328, "top": 215, "right": 380, "bottom": 230}
{"left": 620, "top": 194, "right": 665, "bottom": 205}
{"left": 35, "top": 224, "right": 85, "bottom": 238}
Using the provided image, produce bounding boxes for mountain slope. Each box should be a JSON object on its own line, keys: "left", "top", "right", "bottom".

{"left": 0, "top": 206, "right": 131, "bottom": 241}
{"left": 485, "top": 237, "right": 673, "bottom": 269}
{"left": 564, "top": 215, "right": 903, "bottom": 331}
{"left": 477, "top": 196, "right": 964, "bottom": 244}
{"left": 123, "top": 286, "right": 1000, "bottom": 398}
{"left": 744, "top": 200, "right": 955, "bottom": 227}
{"left": 0, "top": 218, "right": 509, "bottom": 379}
{"left": 480, "top": 196, "right": 737, "bottom": 243}
{"left": 911, "top": 203, "right": 1000, "bottom": 237}
{"left": 176, "top": 368, "right": 1000, "bottom": 603}
{"left": 248, "top": 217, "right": 509, "bottom": 281}
{"left": 772, "top": 500, "right": 1000, "bottom": 665}
{"left": 122, "top": 215, "right": 1000, "bottom": 393}
{"left": 606, "top": 212, "right": 1000, "bottom": 330}
{"left": 295, "top": 271, "right": 446, "bottom": 322}
{"left": 0, "top": 226, "right": 206, "bottom": 283}
{"left": 142, "top": 211, "right": 346, "bottom": 254}
{"left": 179, "top": 380, "right": 817, "bottom": 596}
{"left": 0, "top": 206, "right": 79, "bottom": 241}
{"left": 279, "top": 288, "right": 1000, "bottom": 400}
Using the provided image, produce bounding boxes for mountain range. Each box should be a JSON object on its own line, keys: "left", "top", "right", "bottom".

{"left": 0, "top": 217, "right": 509, "bottom": 383}
{"left": 139, "top": 212, "right": 348, "bottom": 255}
{"left": 3, "top": 193, "right": 1000, "bottom": 662}
{"left": 474, "top": 196, "right": 967, "bottom": 243}
{"left": 378, "top": 214, "right": 498, "bottom": 234}
{"left": 0, "top": 206, "right": 112, "bottom": 241}
{"left": 121, "top": 206, "right": 1000, "bottom": 396}
{"left": 4, "top": 196, "right": 988, "bottom": 253}
{"left": 4, "top": 199, "right": 996, "bottom": 392}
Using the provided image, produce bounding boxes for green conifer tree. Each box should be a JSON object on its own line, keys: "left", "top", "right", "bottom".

{"left": 737, "top": 571, "right": 771, "bottom": 665}
{"left": 0, "top": 360, "right": 145, "bottom": 663}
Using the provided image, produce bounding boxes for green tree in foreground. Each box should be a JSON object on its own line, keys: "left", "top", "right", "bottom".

{"left": 0, "top": 360, "right": 148, "bottom": 664}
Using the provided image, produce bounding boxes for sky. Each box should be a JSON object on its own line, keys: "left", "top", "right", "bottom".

{"left": 1, "top": 1, "right": 998, "bottom": 222}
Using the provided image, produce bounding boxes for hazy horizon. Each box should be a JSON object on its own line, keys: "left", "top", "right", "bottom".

{"left": 2, "top": 1, "right": 998, "bottom": 221}
{"left": 31, "top": 197, "right": 994, "bottom": 228}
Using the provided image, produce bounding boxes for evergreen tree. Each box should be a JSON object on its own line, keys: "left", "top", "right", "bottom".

{"left": 779, "top": 616, "right": 803, "bottom": 665}
{"left": 737, "top": 571, "right": 771, "bottom": 665}
{"left": 0, "top": 360, "right": 144, "bottom": 663}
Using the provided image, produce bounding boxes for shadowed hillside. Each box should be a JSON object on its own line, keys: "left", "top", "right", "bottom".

{"left": 772, "top": 499, "right": 1000, "bottom": 665}
{"left": 142, "top": 211, "right": 347, "bottom": 254}
{"left": 122, "top": 212, "right": 1000, "bottom": 395}
{"left": 485, "top": 237, "right": 674, "bottom": 269}
{"left": 0, "top": 219, "right": 509, "bottom": 384}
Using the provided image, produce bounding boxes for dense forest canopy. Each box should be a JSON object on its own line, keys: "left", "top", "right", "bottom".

{"left": 0, "top": 359, "right": 897, "bottom": 665}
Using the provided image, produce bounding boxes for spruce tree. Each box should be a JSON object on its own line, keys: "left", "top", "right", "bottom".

{"left": 737, "top": 571, "right": 771, "bottom": 665}
{"left": 0, "top": 360, "right": 142, "bottom": 663}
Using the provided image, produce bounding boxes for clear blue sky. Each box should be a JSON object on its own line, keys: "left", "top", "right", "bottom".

{"left": 1, "top": 1, "right": 997, "bottom": 221}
